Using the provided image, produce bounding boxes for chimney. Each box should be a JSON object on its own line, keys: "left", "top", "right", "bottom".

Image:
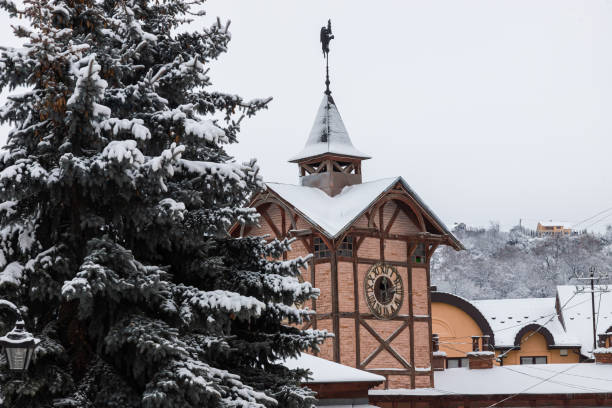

{"left": 467, "top": 336, "right": 495, "bottom": 369}
{"left": 594, "top": 333, "right": 612, "bottom": 364}
{"left": 432, "top": 334, "right": 446, "bottom": 371}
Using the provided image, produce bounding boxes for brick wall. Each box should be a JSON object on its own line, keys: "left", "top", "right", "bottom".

{"left": 246, "top": 196, "right": 437, "bottom": 390}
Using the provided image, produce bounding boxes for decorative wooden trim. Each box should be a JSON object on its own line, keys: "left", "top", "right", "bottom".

{"left": 260, "top": 208, "right": 282, "bottom": 238}
{"left": 353, "top": 253, "right": 361, "bottom": 368}
{"left": 426, "top": 263, "right": 434, "bottom": 386}
{"left": 385, "top": 205, "right": 402, "bottom": 235}
{"left": 331, "top": 252, "right": 340, "bottom": 362}
{"left": 359, "top": 319, "right": 411, "bottom": 369}
{"left": 281, "top": 207, "right": 287, "bottom": 261}
{"left": 408, "top": 243, "right": 416, "bottom": 389}
{"left": 348, "top": 228, "right": 449, "bottom": 243}
{"left": 355, "top": 235, "right": 367, "bottom": 252}
{"left": 281, "top": 207, "right": 286, "bottom": 235}
{"left": 379, "top": 205, "right": 385, "bottom": 261}
{"left": 316, "top": 312, "right": 427, "bottom": 321}
{"left": 369, "top": 194, "right": 426, "bottom": 233}
{"left": 310, "top": 256, "right": 317, "bottom": 333}
{"left": 289, "top": 228, "right": 312, "bottom": 237}
{"left": 426, "top": 243, "right": 439, "bottom": 263}
{"left": 358, "top": 258, "right": 410, "bottom": 267}
{"left": 366, "top": 368, "right": 413, "bottom": 375}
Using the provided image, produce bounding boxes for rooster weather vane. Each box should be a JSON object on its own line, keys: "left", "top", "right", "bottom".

{"left": 320, "top": 19, "right": 334, "bottom": 95}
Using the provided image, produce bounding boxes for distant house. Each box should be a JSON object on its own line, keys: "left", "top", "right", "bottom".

{"left": 367, "top": 287, "right": 612, "bottom": 407}
{"left": 536, "top": 221, "right": 572, "bottom": 236}
{"left": 431, "top": 285, "right": 612, "bottom": 369}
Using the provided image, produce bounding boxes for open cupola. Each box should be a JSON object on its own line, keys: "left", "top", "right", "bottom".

{"left": 288, "top": 93, "right": 370, "bottom": 196}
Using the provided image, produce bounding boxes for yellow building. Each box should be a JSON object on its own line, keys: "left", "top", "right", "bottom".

{"left": 536, "top": 221, "right": 572, "bottom": 236}
{"left": 432, "top": 292, "right": 582, "bottom": 368}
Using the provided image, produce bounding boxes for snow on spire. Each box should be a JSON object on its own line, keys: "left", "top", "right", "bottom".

{"left": 288, "top": 94, "right": 370, "bottom": 162}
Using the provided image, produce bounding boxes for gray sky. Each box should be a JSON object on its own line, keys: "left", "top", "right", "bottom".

{"left": 2, "top": 1, "right": 612, "bottom": 232}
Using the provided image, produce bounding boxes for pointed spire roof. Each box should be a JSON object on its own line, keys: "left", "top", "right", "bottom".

{"left": 289, "top": 94, "right": 371, "bottom": 163}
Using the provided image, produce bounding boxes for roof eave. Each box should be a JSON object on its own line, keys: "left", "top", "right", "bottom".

{"left": 288, "top": 152, "right": 372, "bottom": 163}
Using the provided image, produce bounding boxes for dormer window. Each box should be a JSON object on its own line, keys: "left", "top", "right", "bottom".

{"left": 337, "top": 236, "right": 353, "bottom": 257}
{"left": 313, "top": 237, "right": 331, "bottom": 259}
{"left": 413, "top": 243, "right": 426, "bottom": 264}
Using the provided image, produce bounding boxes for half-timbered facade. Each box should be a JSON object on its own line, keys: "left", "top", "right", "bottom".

{"left": 231, "top": 91, "right": 463, "bottom": 389}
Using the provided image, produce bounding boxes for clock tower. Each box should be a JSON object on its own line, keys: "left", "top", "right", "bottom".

{"left": 231, "top": 21, "right": 463, "bottom": 389}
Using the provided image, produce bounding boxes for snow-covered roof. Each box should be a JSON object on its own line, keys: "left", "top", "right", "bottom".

{"left": 266, "top": 177, "right": 461, "bottom": 248}
{"left": 267, "top": 178, "right": 395, "bottom": 238}
{"left": 472, "top": 297, "right": 579, "bottom": 348}
{"left": 288, "top": 94, "right": 370, "bottom": 162}
{"left": 557, "top": 285, "right": 612, "bottom": 358}
{"left": 283, "top": 353, "right": 385, "bottom": 384}
{"left": 538, "top": 221, "right": 572, "bottom": 228}
{"left": 370, "top": 363, "right": 612, "bottom": 396}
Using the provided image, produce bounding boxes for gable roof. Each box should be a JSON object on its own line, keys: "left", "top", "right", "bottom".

{"left": 288, "top": 94, "right": 370, "bottom": 162}
{"left": 265, "top": 176, "right": 463, "bottom": 249}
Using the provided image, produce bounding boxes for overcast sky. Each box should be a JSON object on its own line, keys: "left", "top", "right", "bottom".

{"left": 2, "top": 1, "right": 612, "bottom": 232}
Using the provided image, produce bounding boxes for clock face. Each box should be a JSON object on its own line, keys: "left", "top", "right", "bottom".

{"left": 364, "top": 263, "right": 404, "bottom": 319}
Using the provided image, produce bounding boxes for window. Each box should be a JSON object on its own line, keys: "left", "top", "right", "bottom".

{"left": 446, "top": 358, "right": 469, "bottom": 369}
{"left": 520, "top": 356, "right": 547, "bottom": 365}
{"left": 313, "top": 237, "right": 331, "bottom": 259}
{"left": 560, "top": 349, "right": 568, "bottom": 356}
{"left": 413, "top": 243, "right": 426, "bottom": 264}
{"left": 337, "top": 236, "right": 353, "bottom": 257}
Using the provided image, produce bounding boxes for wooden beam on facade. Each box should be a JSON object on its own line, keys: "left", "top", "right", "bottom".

{"left": 408, "top": 243, "right": 416, "bottom": 389}
{"left": 385, "top": 205, "right": 402, "bottom": 235}
{"left": 359, "top": 319, "right": 411, "bottom": 369}
{"left": 260, "top": 208, "right": 282, "bottom": 238}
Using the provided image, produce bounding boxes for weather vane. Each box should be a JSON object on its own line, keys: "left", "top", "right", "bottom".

{"left": 320, "top": 19, "right": 334, "bottom": 95}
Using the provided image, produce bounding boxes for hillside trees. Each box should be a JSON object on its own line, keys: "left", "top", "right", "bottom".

{"left": 433, "top": 224, "right": 612, "bottom": 299}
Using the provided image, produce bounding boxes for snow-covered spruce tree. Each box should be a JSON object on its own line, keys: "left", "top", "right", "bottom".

{"left": 0, "top": 1, "right": 328, "bottom": 406}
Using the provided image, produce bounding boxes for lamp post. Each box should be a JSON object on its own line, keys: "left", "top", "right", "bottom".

{"left": 0, "top": 300, "right": 39, "bottom": 372}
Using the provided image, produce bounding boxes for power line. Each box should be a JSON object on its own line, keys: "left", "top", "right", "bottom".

{"left": 523, "top": 363, "right": 612, "bottom": 384}
{"left": 583, "top": 212, "right": 612, "bottom": 230}
{"left": 434, "top": 291, "right": 612, "bottom": 407}
{"left": 485, "top": 364, "right": 580, "bottom": 407}
{"left": 500, "top": 364, "right": 609, "bottom": 393}
{"left": 437, "top": 294, "right": 592, "bottom": 343}
{"left": 572, "top": 206, "right": 612, "bottom": 228}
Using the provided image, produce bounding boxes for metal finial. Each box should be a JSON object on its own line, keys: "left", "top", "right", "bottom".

{"left": 320, "top": 19, "right": 334, "bottom": 95}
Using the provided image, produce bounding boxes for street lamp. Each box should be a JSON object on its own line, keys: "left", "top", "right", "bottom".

{"left": 0, "top": 300, "right": 39, "bottom": 372}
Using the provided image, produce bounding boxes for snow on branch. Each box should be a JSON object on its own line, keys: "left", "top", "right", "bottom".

{"left": 67, "top": 54, "right": 108, "bottom": 107}
{"left": 152, "top": 106, "right": 227, "bottom": 144}
{"left": 173, "top": 283, "right": 265, "bottom": 324}
{"left": 100, "top": 140, "right": 145, "bottom": 166}
{"left": 98, "top": 118, "right": 151, "bottom": 140}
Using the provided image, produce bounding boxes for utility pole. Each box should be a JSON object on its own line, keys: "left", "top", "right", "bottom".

{"left": 591, "top": 266, "right": 597, "bottom": 350}
{"left": 574, "top": 266, "right": 609, "bottom": 351}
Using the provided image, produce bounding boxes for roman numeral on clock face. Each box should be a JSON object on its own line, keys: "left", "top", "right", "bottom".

{"left": 364, "top": 263, "right": 404, "bottom": 320}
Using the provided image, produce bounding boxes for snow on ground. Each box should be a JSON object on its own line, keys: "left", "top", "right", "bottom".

{"left": 371, "top": 363, "right": 612, "bottom": 396}
{"left": 283, "top": 353, "right": 385, "bottom": 384}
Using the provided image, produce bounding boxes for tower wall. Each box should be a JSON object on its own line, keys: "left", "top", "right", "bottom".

{"left": 242, "top": 197, "right": 438, "bottom": 389}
